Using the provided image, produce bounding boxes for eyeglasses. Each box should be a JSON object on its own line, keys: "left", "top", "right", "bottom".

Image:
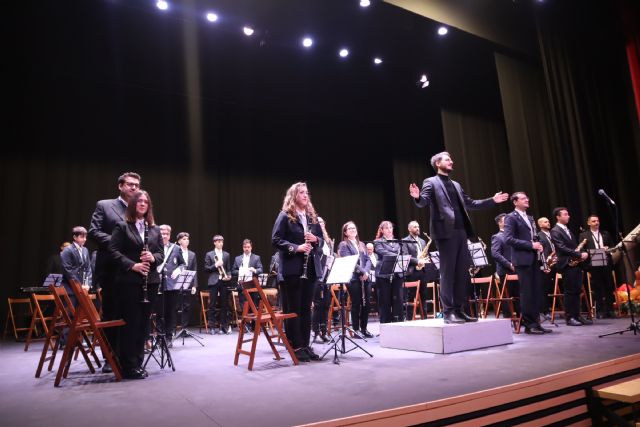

{"left": 346, "top": 227, "right": 356, "bottom": 230}
{"left": 124, "top": 182, "right": 139, "bottom": 188}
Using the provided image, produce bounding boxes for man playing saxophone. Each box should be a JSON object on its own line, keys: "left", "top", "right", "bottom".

{"left": 537, "top": 217, "right": 557, "bottom": 319}
{"left": 403, "top": 221, "right": 433, "bottom": 319}
{"left": 204, "top": 235, "right": 233, "bottom": 334}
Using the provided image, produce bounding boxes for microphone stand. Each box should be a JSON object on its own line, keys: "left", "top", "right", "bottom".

{"left": 598, "top": 197, "right": 638, "bottom": 337}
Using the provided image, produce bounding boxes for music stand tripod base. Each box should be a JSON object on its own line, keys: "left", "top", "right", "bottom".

{"left": 173, "top": 270, "right": 204, "bottom": 346}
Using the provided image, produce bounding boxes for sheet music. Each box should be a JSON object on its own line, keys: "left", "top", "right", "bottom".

{"left": 176, "top": 270, "right": 196, "bottom": 290}
{"left": 326, "top": 255, "right": 358, "bottom": 284}
{"left": 394, "top": 255, "right": 411, "bottom": 273}
{"left": 238, "top": 267, "right": 253, "bottom": 283}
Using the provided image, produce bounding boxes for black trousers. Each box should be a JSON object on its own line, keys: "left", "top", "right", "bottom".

{"left": 561, "top": 266, "right": 583, "bottom": 320}
{"left": 208, "top": 283, "right": 229, "bottom": 328}
{"left": 377, "top": 275, "right": 404, "bottom": 323}
{"left": 97, "top": 270, "right": 120, "bottom": 359}
{"left": 346, "top": 279, "right": 371, "bottom": 331}
{"left": 281, "top": 275, "right": 315, "bottom": 349}
{"left": 514, "top": 261, "right": 541, "bottom": 328}
{"left": 117, "top": 282, "right": 158, "bottom": 371}
{"left": 539, "top": 269, "right": 555, "bottom": 314}
{"left": 163, "top": 290, "right": 179, "bottom": 336}
{"left": 589, "top": 266, "right": 614, "bottom": 313}
{"left": 436, "top": 229, "right": 472, "bottom": 314}
{"left": 312, "top": 281, "right": 330, "bottom": 332}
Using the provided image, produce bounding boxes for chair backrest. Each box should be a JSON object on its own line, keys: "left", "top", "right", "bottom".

{"left": 404, "top": 280, "right": 420, "bottom": 289}
{"left": 238, "top": 277, "right": 273, "bottom": 320}
{"left": 68, "top": 280, "right": 101, "bottom": 327}
{"left": 503, "top": 274, "right": 519, "bottom": 283}
{"left": 471, "top": 276, "right": 493, "bottom": 285}
{"left": 50, "top": 286, "right": 76, "bottom": 327}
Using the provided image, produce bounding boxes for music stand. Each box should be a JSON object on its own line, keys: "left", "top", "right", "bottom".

{"left": 468, "top": 242, "right": 490, "bottom": 318}
{"left": 321, "top": 255, "right": 373, "bottom": 364}
{"left": 43, "top": 274, "right": 63, "bottom": 287}
{"left": 429, "top": 252, "right": 441, "bottom": 270}
{"left": 143, "top": 270, "right": 175, "bottom": 371}
{"left": 588, "top": 249, "right": 608, "bottom": 267}
{"left": 173, "top": 270, "right": 203, "bottom": 346}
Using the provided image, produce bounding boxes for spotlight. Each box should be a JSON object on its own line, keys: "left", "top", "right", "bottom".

{"left": 156, "top": 0, "right": 169, "bottom": 11}
{"left": 339, "top": 48, "right": 349, "bottom": 58}
{"left": 302, "top": 37, "right": 313, "bottom": 48}
{"left": 243, "top": 26, "right": 254, "bottom": 36}
{"left": 437, "top": 26, "right": 448, "bottom": 36}
{"left": 360, "top": 0, "right": 371, "bottom": 7}
{"left": 206, "top": 12, "right": 218, "bottom": 22}
{"left": 373, "top": 57, "right": 383, "bottom": 65}
{"left": 419, "top": 74, "right": 430, "bottom": 88}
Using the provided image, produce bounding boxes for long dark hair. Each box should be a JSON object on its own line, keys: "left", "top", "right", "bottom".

{"left": 125, "top": 190, "right": 156, "bottom": 226}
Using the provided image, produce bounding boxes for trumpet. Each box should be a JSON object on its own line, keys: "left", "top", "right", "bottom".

{"left": 415, "top": 232, "right": 433, "bottom": 270}
{"left": 568, "top": 239, "right": 588, "bottom": 267}
{"left": 141, "top": 221, "right": 150, "bottom": 304}
{"left": 214, "top": 254, "right": 230, "bottom": 280}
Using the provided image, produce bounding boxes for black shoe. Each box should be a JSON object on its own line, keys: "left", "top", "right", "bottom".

{"left": 122, "top": 368, "right": 145, "bottom": 380}
{"left": 294, "top": 348, "right": 311, "bottom": 362}
{"left": 566, "top": 318, "right": 583, "bottom": 326}
{"left": 101, "top": 362, "right": 113, "bottom": 374}
{"left": 525, "top": 326, "right": 545, "bottom": 335}
{"left": 443, "top": 312, "right": 465, "bottom": 324}
{"left": 596, "top": 312, "right": 605, "bottom": 320}
{"left": 305, "top": 347, "right": 321, "bottom": 361}
{"left": 542, "top": 313, "right": 552, "bottom": 321}
{"left": 319, "top": 332, "right": 329, "bottom": 343}
{"left": 540, "top": 326, "right": 553, "bottom": 333}
{"left": 577, "top": 316, "right": 593, "bottom": 325}
{"left": 361, "top": 330, "right": 374, "bottom": 339}
{"left": 352, "top": 332, "right": 362, "bottom": 339}
{"left": 456, "top": 311, "right": 478, "bottom": 322}
{"left": 219, "top": 328, "right": 226, "bottom": 335}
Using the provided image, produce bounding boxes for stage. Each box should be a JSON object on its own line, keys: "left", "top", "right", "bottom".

{"left": 0, "top": 317, "right": 638, "bottom": 427}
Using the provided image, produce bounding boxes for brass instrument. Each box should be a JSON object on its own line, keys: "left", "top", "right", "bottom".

{"left": 214, "top": 254, "right": 230, "bottom": 280}
{"left": 141, "top": 221, "right": 150, "bottom": 304}
{"left": 415, "top": 232, "right": 433, "bottom": 270}
{"left": 568, "top": 238, "right": 588, "bottom": 267}
{"left": 546, "top": 250, "right": 557, "bottom": 269}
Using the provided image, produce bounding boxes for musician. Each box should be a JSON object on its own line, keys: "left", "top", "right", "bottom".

{"left": 403, "top": 221, "right": 431, "bottom": 319}
{"left": 176, "top": 232, "right": 198, "bottom": 327}
{"left": 109, "top": 190, "right": 163, "bottom": 379}
{"left": 271, "top": 182, "right": 324, "bottom": 362}
{"left": 537, "top": 217, "right": 556, "bottom": 318}
{"left": 409, "top": 152, "right": 508, "bottom": 324}
{"left": 88, "top": 171, "right": 141, "bottom": 373}
{"left": 550, "top": 207, "right": 591, "bottom": 326}
{"left": 579, "top": 215, "right": 615, "bottom": 318}
{"left": 491, "top": 213, "right": 518, "bottom": 318}
{"left": 503, "top": 192, "right": 551, "bottom": 334}
{"left": 338, "top": 221, "right": 373, "bottom": 338}
{"left": 231, "top": 239, "right": 264, "bottom": 315}
{"left": 374, "top": 221, "right": 405, "bottom": 323}
{"left": 311, "top": 217, "right": 333, "bottom": 343}
{"left": 204, "top": 235, "right": 232, "bottom": 335}
{"left": 366, "top": 243, "right": 379, "bottom": 318}
{"left": 60, "top": 227, "right": 91, "bottom": 307}
{"left": 157, "top": 224, "right": 185, "bottom": 347}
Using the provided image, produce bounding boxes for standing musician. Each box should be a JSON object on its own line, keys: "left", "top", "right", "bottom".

{"left": 550, "top": 207, "right": 591, "bottom": 326}
{"left": 491, "top": 213, "right": 518, "bottom": 318}
{"left": 365, "top": 243, "right": 379, "bottom": 318}
{"left": 338, "top": 221, "right": 373, "bottom": 338}
{"left": 374, "top": 221, "right": 405, "bottom": 323}
{"left": 537, "top": 217, "right": 556, "bottom": 319}
{"left": 60, "top": 226, "right": 92, "bottom": 307}
{"left": 311, "top": 217, "right": 333, "bottom": 343}
{"left": 579, "top": 215, "right": 615, "bottom": 318}
{"left": 109, "top": 190, "right": 163, "bottom": 379}
{"left": 271, "top": 182, "right": 324, "bottom": 362}
{"left": 503, "top": 192, "right": 551, "bottom": 334}
{"left": 403, "top": 221, "right": 431, "bottom": 319}
{"left": 157, "top": 224, "right": 185, "bottom": 347}
{"left": 204, "top": 235, "right": 232, "bottom": 335}
{"left": 231, "top": 239, "right": 264, "bottom": 314}
{"left": 176, "top": 232, "right": 198, "bottom": 327}
{"left": 409, "top": 152, "right": 508, "bottom": 324}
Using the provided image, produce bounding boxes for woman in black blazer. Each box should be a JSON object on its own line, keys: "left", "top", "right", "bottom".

{"left": 271, "top": 182, "right": 324, "bottom": 362}
{"left": 338, "top": 221, "right": 373, "bottom": 338}
{"left": 109, "top": 190, "right": 164, "bottom": 379}
{"left": 373, "top": 221, "right": 405, "bottom": 324}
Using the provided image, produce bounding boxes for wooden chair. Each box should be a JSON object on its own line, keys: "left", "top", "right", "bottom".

{"left": 481, "top": 274, "right": 513, "bottom": 319}
{"left": 550, "top": 273, "right": 566, "bottom": 323}
{"left": 54, "top": 280, "right": 125, "bottom": 386}
{"left": 495, "top": 274, "right": 521, "bottom": 332}
{"left": 424, "top": 281, "right": 439, "bottom": 318}
{"left": 469, "top": 276, "right": 493, "bottom": 318}
{"left": 234, "top": 277, "right": 298, "bottom": 371}
{"left": 4, "top": 297, "right": 33, "bottom": 340}
{"left": 403, "top": 281, "right": 423, "bottom": 320}
{"left": 199, "top": 290, "right": 210, "bottom": 333}
{"left": 327, "top": 284, "right": 351, "bottom": 334}
{"left": 24, "top": 293, "right": 56, "bottom": 351}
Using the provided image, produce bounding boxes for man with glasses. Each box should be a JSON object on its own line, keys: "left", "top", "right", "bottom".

{"left": 89, "top": 172, "right": 141, "bottom": 372}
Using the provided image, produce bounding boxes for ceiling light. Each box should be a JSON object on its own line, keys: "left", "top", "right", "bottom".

{"left": 206, "top": 12, "right": 218, "bottom": 22}
{"left": 156, "top": 0, "right": 169, "bottom": 11}
{"left": 243, "top": 26, "right": 254, "bottom": 36}
{"left": 373, "top": 57, "right": 383, "bottom": 65}
{"left": 302, "top": 37, "right": 313, "bottom": 48}
{"left": 360, "top": 0, "right": 371, "bottom": 7}
{"left": 339, "top": 48, "right": 349, "bottom": 58}
{"left": 437, "top": 26, "right": 448, "bottom": 36}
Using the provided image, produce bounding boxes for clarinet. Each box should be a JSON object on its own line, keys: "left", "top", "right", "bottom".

{"left": 300, "top": 216, "right": 311, "bottom": 280}
{"left": 141, "top": 221, "right": 150, "bottom": 304}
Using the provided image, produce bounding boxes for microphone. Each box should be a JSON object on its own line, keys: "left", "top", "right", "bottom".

{"left": 597, "top": 189, "right": 616, "bottom": 205}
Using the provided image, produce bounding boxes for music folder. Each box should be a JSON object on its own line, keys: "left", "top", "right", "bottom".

{"left": 588, "top": 248, "right": 608, "bottom": 267}
{"left": 43, "top": 274, "right": 63, "bottom": 287}
{"left": 325, "top": 255, "right": 358, "bottom": 284}
{"left": 175, "top": 270, "right": 196, "bottom": 290}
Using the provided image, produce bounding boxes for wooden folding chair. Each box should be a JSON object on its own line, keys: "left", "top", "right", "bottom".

{"left": 199, "top": 290, "right": 210, "bottom": 333}
{"left": 54, "top": 280, "right": 125, "bottom": 386}
{"left": 550, "top": 273, "right": 565, "bottom": 323}
{"left": 234, "top": 277, "right": 298, "bottom": 371}
{"left": 469, "top": 276, "right": 493, "bottom": 318}
{"left": 24, "top": 293, "right": 56, "bottom": 351}
{"left": 481, "top": 274, "right": 511, "bottom": 319}
{"left": 4, "top": 297, "right": 33, "bottom": 340}
{"left": 424, "top": 281, "right": 439, "bottom": 318}
{"left": 403, "top": 281, "right": 423, "bottom": 320}
{"left": 327, "top": 284, "right": 351, "bottom": 334}
{"left": 495, "top": 274, "right": 521, "bottom": 332}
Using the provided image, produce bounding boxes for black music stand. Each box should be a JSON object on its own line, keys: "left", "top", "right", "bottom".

{"left": 174, "top": 270, "right": 203, "bottom": 346}
{"left": 143, "top": 270, "right": 175, "bottom": 371}
{"left": 321, "top": 255, "right": 373, "bottom": 364}
{"left": 43, "top": 274, "right": 63, "bottom": 288}
{"left": 468, "top": 242, "right": 490, "bottom": 318}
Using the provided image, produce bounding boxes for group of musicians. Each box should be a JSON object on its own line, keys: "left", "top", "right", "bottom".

{"left": 66, "top": 153, "right": 618, "bottom": 376}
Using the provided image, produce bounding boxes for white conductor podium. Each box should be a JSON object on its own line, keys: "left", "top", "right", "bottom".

{"left": 380, "top": 318, "right": 513, "bottom": 354}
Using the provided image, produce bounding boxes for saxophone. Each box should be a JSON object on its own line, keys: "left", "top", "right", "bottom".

{"left": 415, "top": 232, "right": 433, "bottom": 270}
{"left": 568, "top": 239, "right": 588, "bottom": 267}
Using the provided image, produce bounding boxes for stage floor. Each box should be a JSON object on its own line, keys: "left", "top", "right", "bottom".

{"left": 1, "top": 317, "right": 638, "bottom": 427}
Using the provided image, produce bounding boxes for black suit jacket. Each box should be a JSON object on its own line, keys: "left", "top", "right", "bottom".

{"left": 538, "top": 230, "right": 555, "bottom": 258}
{"left": 109, "top": 221, "right": 164, "bottom": 286}
{"left": 181, "top": 249, "right": 198, "bottom": 288}
{"left": 204, "top": 250, "right": 231, "bottom": 286}
{"left": 373, "top": 237, "right": 406, "bottom": 279}
{"left": 491, "top": 231, "right": 512, "bottom": 276}
{"left": 88, "top": 198, "right": 127, "bottom": 287}
{"left": 579, "top": 230, "right": 614, "bottom": 251}
{"left": 550, "top": 225, "right": 582, "bottom": 270}
{"left": 60, "top": 244, "right": 92, "bottom": 288}
{"left": 231, "top": 253, "right": 264, "bottom": 279}
{"left": 271, "top": 210, "right": 324, "bottom": 278}
{"left": 503, "top": 211, "right": 538, "bottom": 267}
{"left": 337, "top": 240, "right": 372, "bottom": 282}
{"left": 402, "top": 234, "right": 427, "bottom": 276}
{"left": 413, "top": 175, "right": 495, "bottom": 240}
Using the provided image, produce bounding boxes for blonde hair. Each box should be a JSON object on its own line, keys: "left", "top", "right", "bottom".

{"left": 375, "top": 220, "right": 394, "bottom": 240}
{"left": 281, "top": 182, "right": 318, "bottom": 224}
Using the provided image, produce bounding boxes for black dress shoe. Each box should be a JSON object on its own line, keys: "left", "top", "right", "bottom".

{"left": 540, "top": 326, "right": 553, "bottom": 333}
{"left": 123, "top": 368, "right": 145, "bottom": 380}
{"left": 305, "top": 347, "right": 321, "bottom": 361}
{"left": 456, "top": 311, "right": 478, "bottom": 322}
{"left": 525, "top": 326, "right": 545, "bottom": 335}
{"left": 566, "top": 318, "right": 583, "bottom": 326}
{"left": 361, "top": 330, "right": 374, "bottom": 339}
{"left": 319, "top": 333, "right": 330, "bottom": 343}
{"left": 578, "top": 316, "right": 593, "bottom": 325}
{"left": 294, "top": 348, "right": 311, "bottom": 362}
{"left": 101, "top": 362, "right": 113, "bottom": 374}
{"left": 443, "top": 312, "right": 465, "bottom": 324}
